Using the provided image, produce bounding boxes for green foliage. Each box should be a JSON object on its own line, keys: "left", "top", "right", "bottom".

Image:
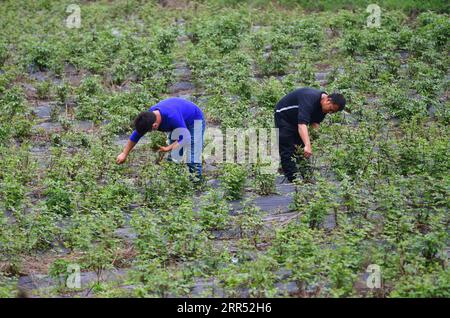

{"left": 294, "top": 177, "right": 338, "bottom": 229}
{"left": 43, "top": 180, "right": 73, "bottom": 216}
{"left": 48, "top": 259, "right": 71, "bottom": 287}
{"left": 234, "top": 200, "right": 264, "bottom": 245}
{"left": 130, "top": 260, "right": 193, "bottom": 297}
{"left": 0, "top": 274, "right": 17, "bottom": 297}
{"left": 415, "top": 12, "right": 450, "bottom": 49}
{"left": 341, "top": 28, "right": 396, "bottom": 56}
{"left": 380, "top": 85, "right": 428, "bottom": 120}
{"left": 198, "top": 190, "right": 231, "bottom": 231}
{"left": 132, "top": 201, "right": 208, "bottom": 264}
{"left": 0, "top": 144, "right": 36, "bottom": 209}
{"left": 1, "top": 174, "right": 26, "bottom": 209}
{"left": 148, "top": 131, "right": 168, "bottom": 151}
{"left": 390, "top": 269, "right": 450, "bottom": 297}
{"left": 36, "top": 80, "right": 52, "bottom": 99}
{"left": 330, "top": 125, "right": 378, "bottom": 180}
{"left": 219, "top": 163, "right": 248, "bottom": 200}
{"left": 271, "top": 222, "right": 323, "bottom": 293}
{"left": 0, "top": 42, "right": 8, "bottom": 67}
{"left": 0, "top": 86, "right": 33, "bottom": 143}
{"left": 287, "top": 62, "right": 317, "bottom": 87}
{"left": 204, "top": 93, "right": 250, "bottom": 128}
{"left": 156, "top": 26, "right": 179, "bottom": 54}
{"left": 21, "top": 39, "right": 64, "bottom": 73}
{"left": 219, "top": 254, "right": 279, "bottom": 297}
{"left": 252, "top": 165, "right": 276, "bottom": 196}
{"left": 253, "top": 77, "right": 285, "bottom": 111}
{"left": 396, "top": 119, "right": 449, "bottom": 177}
{"left": 189, "top": 12, "right": 250, "bottom": 53}
{"left": 55, "top": 81, "right": 71, "bottom": 105}
{"left": 258, "top": 49, "right": 291, "bottom": 77}
{"left": 138, "top": 161, "right": 193, "bottom": 208}
{"left": 103, "top": 88, "right": 156, "bottom": 134}
{"left": 75, "top": 75, "right": 106, "bottom": 123}
{"left": 82, "top": 242, "right": 116, "bottom": 281}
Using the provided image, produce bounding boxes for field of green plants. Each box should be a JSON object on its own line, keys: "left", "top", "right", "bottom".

{"left": 0, "top": 0, "right": 449, "bottom": 298}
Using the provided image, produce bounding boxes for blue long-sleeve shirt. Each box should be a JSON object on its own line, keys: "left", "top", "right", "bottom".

{"left": 129, "top": 97, "right": 204, "bottom": 144}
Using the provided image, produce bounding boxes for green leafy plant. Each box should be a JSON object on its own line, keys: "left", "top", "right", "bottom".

{"left": 219, "top": 163, "right": 248, "bottom": 200}
{"left": 234, "top": 199, "right": 264, "bottom": 246}
{"left": 43, "top": 179, "right": 73, "bottom": 216}
{"left": 252, "top": 165, "right": 276, "bottom": 196}
{"left": 0, "top": 42, "right": 8, "bottom": 67}
{"left": 294, "top": 177, "right": 338, "bottom": 229}
{"left": 198, "top": 190, "right": 231, "bottom": 231}
{"left": 36, "top": 80, "right": 52, "bottom": 100}
{"left": 48, "top": 259, "right": 72, "bottom": 289}
{"left": 148, "top": 131, "right": 168, "bottom": 151}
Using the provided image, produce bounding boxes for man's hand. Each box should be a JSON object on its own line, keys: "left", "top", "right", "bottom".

{"left": 117, "top": 140, "right": 136, "bottom": 165}
{"left": 116, "top": 152, "right": 127, "bottom": 164}
{"left": 304, "top": 144, "right": 312, "bottom": 158}
{"left": 298, "top": 124, "right": 313, "bottom": 158}
{"left": 159, "top": 140, "right": 178, "bottom": 153}
{"left": 158, "top": 145, "right": 171, "bottom": 153}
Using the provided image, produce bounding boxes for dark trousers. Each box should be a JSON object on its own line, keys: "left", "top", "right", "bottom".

{"left": 275, "top": 114, "right": 304, "bottom": 182}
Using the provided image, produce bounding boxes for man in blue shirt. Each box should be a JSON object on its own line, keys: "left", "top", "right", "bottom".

{"left": 116, "top": 97, "right": 206, "bottom": 178}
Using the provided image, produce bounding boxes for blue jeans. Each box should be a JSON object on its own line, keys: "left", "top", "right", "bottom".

{"left": 168, "top": 119, "right": 206, "bottom": 178}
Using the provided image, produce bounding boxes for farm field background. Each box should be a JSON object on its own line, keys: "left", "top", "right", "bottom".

{"left": 0, "top": 0, "right": 449, "bottom": 298}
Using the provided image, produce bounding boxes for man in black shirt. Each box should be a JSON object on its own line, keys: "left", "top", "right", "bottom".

{"left": 274, "top": 87, "right": 346, "bottom": 182}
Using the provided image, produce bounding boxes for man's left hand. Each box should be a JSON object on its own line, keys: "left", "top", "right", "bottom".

{"left": 158, "top": 146, "right": 171, "bottom": 152}
{"left": 304, "top": 144, "right": 312, "bottom": 158}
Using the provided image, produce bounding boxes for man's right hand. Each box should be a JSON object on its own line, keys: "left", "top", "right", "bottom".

{"left": 304, "top": 144, "right": 312, "bottom": 158}
{"left": 116, "top": 152, "right": 127, "bottom": 164}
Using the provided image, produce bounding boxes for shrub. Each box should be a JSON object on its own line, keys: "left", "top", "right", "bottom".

{"left": 390, "top": 269, "right": 450, "bottom": 297}
{"left": 258, "top": 49, "right": 291, "bottom": 77}
{"left": 155, "top": 26, "right": 179, "bottom": 54}
{"left": 253, "top": 77, "right": 285, "bottom": 111}
{"left": 44, "top": 179, "right": 73, "bottom": 216}
{"left": 130, "top": 260, "right": 193, "bottom": 298}
{"left": 48, "top": 259, "right": 72, "bottom": 289}
{"left": 140, "top": 162, "right": 193, "bottom": 208}
{"left": 219, "top": 254, "right": 278, "bottom": 297}
{"left": 219, "top": 163, "right": 248, "bottom": 200}
{"left": 294, "top": 177, "right": 338, "bottom": 229}
{"left": 0, "top": 42, "right": 8, "bottom": 67}
{"left": 234, "top": 199, "right": 264, "bottom": 246}
{"left": 189, "top": 13, "right": 250, "bottom": 53}
{"left": 198, "top": 190, "right": 231, "bottom": 231}
{"left": 56, "top": 81, "right": 71, "bottom": 106}
{"left": 75, "top": 76, "right": 107, "bottom": 122}
{"left": 149, "top": 131, "right": 168, "bottom": 151}
{"left": 205, "top": 92, "right": 249, "bottom": 128}
{"left": 0, "top": 277, "right": 17, "bottom": 297}
{"left": 1, "top": 174, "right": 25, "bottom": 209}
{"left": 36, "top": 80, "right": 52, "bottom": 99}
{"left": 253, "top": 165, "right": 276, "bottom": 196}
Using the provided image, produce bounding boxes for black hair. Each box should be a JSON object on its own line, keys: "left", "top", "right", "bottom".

{"left": 134, "top": 111, "right": 156, "bottom": 135}
{"left": 329, "top": 93, "right": 346, "bottom": 111}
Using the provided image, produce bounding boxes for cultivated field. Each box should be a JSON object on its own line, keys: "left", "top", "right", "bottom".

{"left": 0, "top": 0, "right": 449, "bottom": 297}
